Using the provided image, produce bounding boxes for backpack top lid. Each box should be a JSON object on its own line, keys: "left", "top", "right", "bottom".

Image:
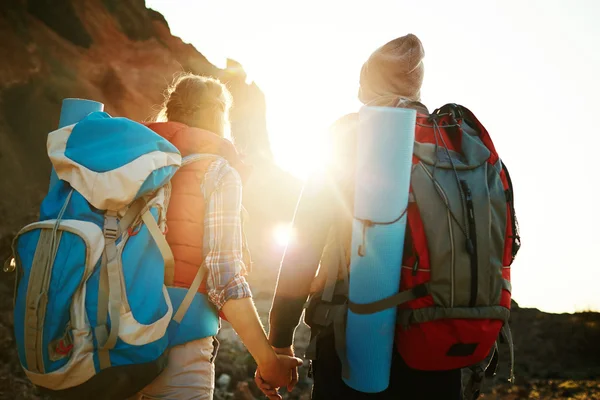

{"left": 47, "top": 111, "right": 182, "bottom": 211}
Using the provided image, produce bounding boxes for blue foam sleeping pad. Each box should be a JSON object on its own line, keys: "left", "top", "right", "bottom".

{"left": 49, "top": 98, "right": 104, "bottom": 188}
{"left": 343, "top": 106, "right": 416, "bottom": 393}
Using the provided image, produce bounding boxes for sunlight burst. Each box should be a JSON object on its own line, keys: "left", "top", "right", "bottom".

{"left": 273, "top": 223, "right": 294, "bottom": 247}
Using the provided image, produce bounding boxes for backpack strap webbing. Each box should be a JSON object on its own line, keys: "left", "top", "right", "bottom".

{"left": 500, "top": 323, "right": 515, "bottom": 383}
{"left": 171, "top": 155, "right": 224, "bottom": 324}
{"left": 22, "top": 191, "right": 72, "bottom": 372}
{"left": 95, "top": 198, "right": 145, "bottom": 369}
{"left": 172, "top": 263, "right": 207, "bottom": 324}
{"left": 348, "top": 283, "right": 429, "bottom": 315}
{"left": 24, "top": 229, "right": 61, "bottom": 373}
{"left": 118, "top": 197, "right": 146, "bottom": 237}
{"left": 322, "top": 224, "right": 349, "bottom": 303}
{"left": 142, "top": 210, "right": 175, "bottom": 286}
{"left": 97, "top": 210, "right": 122, "bottom": 369}
{"left": 304, "top": 301, "right": 350, "bottom": 380}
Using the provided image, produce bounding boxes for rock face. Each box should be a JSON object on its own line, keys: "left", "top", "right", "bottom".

{"left": 0, "top": 1, "right": 599, "bottom": 400}
{"left": 0, "top": 0, "right": 301, "bottom": 278}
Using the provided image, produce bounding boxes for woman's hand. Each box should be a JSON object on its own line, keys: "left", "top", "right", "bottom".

{"left": 255, "top": 353, "right": 302, "bottom": 399}
{"left": 221, "top": 298, "right": 301, "bottom": 399}
{"left": 254, "top": 346, "right": 301, "bottom": 400}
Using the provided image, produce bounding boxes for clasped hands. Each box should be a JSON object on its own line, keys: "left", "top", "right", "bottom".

{"left": 254, "top": 346, "right": 301, "bottom": 400}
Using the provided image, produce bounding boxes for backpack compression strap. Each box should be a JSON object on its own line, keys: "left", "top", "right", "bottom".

{"left": 500, "top": 324, "right": 515, "bottom": 383}
{"left": 96, "top": 210, "right": 122, "bottom": 369}
{"left": 347, "top": 283, "right": 430, "bottom": 315}
{"left": 96, "top": 198, "right": 176, "bottom": 369}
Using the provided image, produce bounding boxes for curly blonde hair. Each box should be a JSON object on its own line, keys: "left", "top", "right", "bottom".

{"left": 156, "top": 73, "right": 233, "bottom": 137}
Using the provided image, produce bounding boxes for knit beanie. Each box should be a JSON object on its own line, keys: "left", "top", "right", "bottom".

{"left": 358, "top": 33, "right": 425, "bottom": 105}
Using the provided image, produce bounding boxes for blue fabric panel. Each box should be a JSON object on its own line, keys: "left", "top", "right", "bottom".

{"left": 43, "top": 232, "right": 87, "bottom": 372}
{"left": 13, "top": 229, "right": 88, "bottom": 373}
{"left": 64, "top": 112, "right": 179, "bottom": 173}
{"left": 40, "top": 182, "right": 103, "bottom": 227}
{"left": 166, "top": 289, "right": 219, "bottom": 347}
{"left": 13, "top": 229, "right": 41, "bottom": 370}
{"left": 108, "top": 336, "right": 169, "bottom": 366}
{"left": 344, "top": 106, "right": 416, "bottom": 393}
{"left": 135, "top": 166, "right": 179, "bottom": 200}
{"left": 51, "top": 99, "right": 104, "bottom": 188}
{"left": 121, "top": 208, "right": 169, "bottom": 326}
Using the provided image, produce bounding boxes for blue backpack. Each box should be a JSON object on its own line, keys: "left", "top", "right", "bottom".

{"left": 8, "top": 112, "right": 213, "bottom": 399}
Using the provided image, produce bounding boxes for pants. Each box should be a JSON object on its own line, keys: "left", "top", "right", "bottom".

{"left": 130, "top": 337, "right": 218, "bottom": 400}
{"left": 310, "top": 327, "right": 463, "bottom": 400}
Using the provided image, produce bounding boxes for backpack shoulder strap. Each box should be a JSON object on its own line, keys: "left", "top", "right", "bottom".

{"left": 170, "top": 156, "right": 227, "bottom": 324}
{"left": 321, "top": 222, "right": 350, "bottom": 303}
{"left": 142, "top": 210, "right": 175, "bottom": 285}
{"left": 182, "top": 153, "right": 223, "bottom": 167}
{"left": 172, "top": 262, "right": 207, "bottom": 323}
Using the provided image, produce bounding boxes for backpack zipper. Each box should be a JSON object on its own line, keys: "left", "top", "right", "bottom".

{"left": 403, "top": 264, "right": 429, "bottom": 273}
{"left": 460, "top": 180, "right": 479, "bottom": 307}
{"left": 502, "top": 164, "right": 521, "bottom": 261}
{"left": 412, "top": 257, "right": 419, "bottom": 276}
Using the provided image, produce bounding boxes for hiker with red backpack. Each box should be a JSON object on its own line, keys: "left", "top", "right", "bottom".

{"left": 256, "top": 33, "right": 520, "bottom": 400}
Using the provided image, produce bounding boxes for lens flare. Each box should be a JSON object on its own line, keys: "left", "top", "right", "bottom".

{"left": 273, "top": 223, "right": 294, "bottom": 247}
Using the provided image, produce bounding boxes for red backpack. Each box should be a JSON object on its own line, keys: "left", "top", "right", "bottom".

{"left": 394, "top": 103, "right": 519, "bottom": 375}
{"left": 305, "top": 103, "right": 520, "bottom": 396}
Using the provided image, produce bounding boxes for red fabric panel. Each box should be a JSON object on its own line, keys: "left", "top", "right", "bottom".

{"left": 396, "top": 319, "right": 502, "bottom": 370}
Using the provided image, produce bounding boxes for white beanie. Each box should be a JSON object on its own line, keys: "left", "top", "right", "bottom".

{"left": 358, "top": 33, "right": 425, "bottom": 105}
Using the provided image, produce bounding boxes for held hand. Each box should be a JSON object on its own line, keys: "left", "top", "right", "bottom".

{"left": 254, "top": 368, "right": 281, "bottom": 400}
{"left": 272, "top": 346, "right": 299, "bottom": 392}
{"left": 255, "top": 353, "right": 302, "bottom": 399}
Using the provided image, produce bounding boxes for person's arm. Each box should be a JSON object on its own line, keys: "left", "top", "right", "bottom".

{"left": 268, "top": 172, "right": 337, "bottom": 348}
{"left": 202, "top": 163, "right": 301, "bottom": 390}
{"left": 254, "top": 173, "right": 338, "bottom": 398}
{"left": 268, "top": 114, "right": 356, "bottom": 349}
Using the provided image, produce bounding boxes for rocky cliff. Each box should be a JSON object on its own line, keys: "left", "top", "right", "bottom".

{"left": 0, "top": 0, "right": 301, "bottom": 277}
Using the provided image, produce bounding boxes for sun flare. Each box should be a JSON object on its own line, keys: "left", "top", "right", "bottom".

{"left": 273, "top": 223, "right": 294, "bottom": 248}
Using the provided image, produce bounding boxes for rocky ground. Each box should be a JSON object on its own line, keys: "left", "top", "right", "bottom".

{"left": 211, "top": 284, "right": 600, "bottom": 400}
{"left": 1, "top": 265, "right": 599, "bottom": 400}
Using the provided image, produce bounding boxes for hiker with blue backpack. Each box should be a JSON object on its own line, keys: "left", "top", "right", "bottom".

{"left": 8, "top": 73, "right": 301, "bottom": 400}
{"left": 134, "top": 74, "right": 303, "bottom": 398}
{"left": 256, "top": 33, "right": 520, "bottom": 400}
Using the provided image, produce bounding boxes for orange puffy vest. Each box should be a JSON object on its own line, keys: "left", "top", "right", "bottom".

{"left": 145, "top": 121, "right": 250, "bottom": 292}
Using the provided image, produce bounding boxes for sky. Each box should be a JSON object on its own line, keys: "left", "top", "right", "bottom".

{"left": 147, "top": 0, "right": 600, "bottom": 314}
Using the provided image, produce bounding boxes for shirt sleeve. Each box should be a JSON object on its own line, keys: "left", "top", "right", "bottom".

{"left": 203, "top": 164, "right": 252, "bottom": 310}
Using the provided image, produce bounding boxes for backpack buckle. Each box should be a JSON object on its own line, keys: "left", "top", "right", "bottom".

{"left": 103, "top": 211, "right": 119, "bottom": 240}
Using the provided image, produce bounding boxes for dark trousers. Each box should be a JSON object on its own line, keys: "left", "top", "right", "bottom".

{"left": 310, "top": 328, "right": 463, "bottom": 400}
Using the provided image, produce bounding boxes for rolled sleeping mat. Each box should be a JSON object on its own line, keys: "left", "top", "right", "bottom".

{"left": 49, "top": 98, "right": 104, "bottom": 188}
{"left": 344, "top": 106, "right": 416, "bottom": 393}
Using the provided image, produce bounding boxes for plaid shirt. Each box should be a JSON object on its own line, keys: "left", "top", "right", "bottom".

{"left": 201, "top": 157, "right": 252, "bottom": 309}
